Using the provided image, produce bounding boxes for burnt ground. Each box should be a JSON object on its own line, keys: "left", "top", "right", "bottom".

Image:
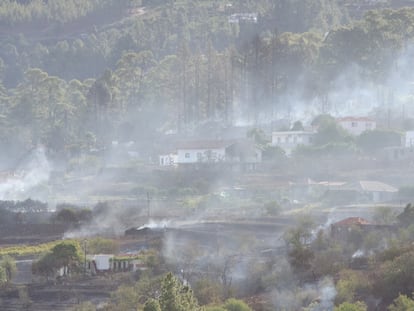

{"left": 1, "top": 218, "right": 298, "bottom": 310}
{"left": 0, "top": 224, "right": 68, "bottom": 245}
{"left": 0, "top": 277, "right": 119, "bottom": 311}
{"left": 0, "top": 202, "right": 402, "bottom": 310}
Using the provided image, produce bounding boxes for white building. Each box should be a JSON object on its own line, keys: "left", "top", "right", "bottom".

{"left": 403, "top": 131, "right": 414, "bottom": 147}
{"left": 159, "top": 153, "right": 178, "bottom": 166}
{"left": 89, "top": 254, "right": 114, "bottom": 272}
{"left": 337, "top": 117, "right": 376, "bottom": 136}
{"left": 159, "top": 140, "right": 262, "bottom": 170}
{"left": 271, "top": 131, "right": 315, "bottom": 155}
{"left": 176, "top": 140, "right": 230, "bottom": 164}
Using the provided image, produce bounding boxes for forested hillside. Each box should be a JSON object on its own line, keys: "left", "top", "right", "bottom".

{"left": 1, "top": 0, "right": 414, "bottom": 164}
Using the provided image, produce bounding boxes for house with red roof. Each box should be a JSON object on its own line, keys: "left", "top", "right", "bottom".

{"left": 337, "top": 116, "right": 376, "bottom": 136}
{"left": 331, "top": 217, "right": 396, "bottom": 241}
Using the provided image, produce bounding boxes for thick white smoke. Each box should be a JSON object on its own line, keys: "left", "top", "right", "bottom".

{"left": 0, "top": 146, "right": 51, "bottom": 201}
{"left": 270, "top": 277, "right": 337, "bottom": 311}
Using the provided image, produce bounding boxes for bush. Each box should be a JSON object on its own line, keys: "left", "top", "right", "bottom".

{"left": 388, "top": 294, "right": 414, "bottom": 311}
{"left": 262, "top": 146, "right": 286, "bottom": 162}
{"left": 263, "top": 201, "right": 281, "bottom": 216}
{"left": 375, "top": 250, "right": 414, "bottom": 301}
{"left": 335, "top": 270, "right": 371, "bottom": 305}
{"left": 87, "top": 238, "right": 119, "bottom": 254}
{"left": 334, "top": 301, "right": 367, "bottom": 311}
{"left": 294, "top": 142, "right": 357, "bottom": 157}
{"left": 356, "top": 129, "right": 401, "bottom": 153}
{"left": 223, "top": 298, "right": 252, "bottom": 311}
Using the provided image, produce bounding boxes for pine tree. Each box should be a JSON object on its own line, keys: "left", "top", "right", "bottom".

{"left": 158, "top": 272, "right": 200, "bottom": 311}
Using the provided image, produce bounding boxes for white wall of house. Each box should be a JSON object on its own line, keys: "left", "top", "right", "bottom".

{"left": 404, "top": 131, "right": 414, "bottom": 147}
{"left": 271, "top": 131, "right": 315, "bottom": 155}
{"left": 337, "top": 118, "right": 376, "bottom": 136}
{"left": 176, "top": 148, "right": 226, "bottom": 164}
{"left": 94, "top": 255, "right": 114, "bottom": 270}
{"left": 381, "top": 146, "right": 414, "bottom": 161}
{"left": 159, "top": 154, "right": 177, "bottom": 166}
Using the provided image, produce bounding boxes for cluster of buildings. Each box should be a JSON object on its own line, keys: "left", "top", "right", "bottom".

{"left": 157, "top": 115, "right": 414, "bottom": 167}
{"left": 158, "top": 115, "right": 384, "bottom": 167}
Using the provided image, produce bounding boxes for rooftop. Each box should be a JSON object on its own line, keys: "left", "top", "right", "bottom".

{"left": 176, "top": 139, "right": 237, "bottom": 150}
{"left": 337, "top": 116, "right": 375, "bottom": 122}
{"left": 358, "top": 180, "right": 398, "bottom": 193}
{"left": 333, "top": 217, "right": 370, "bottom": 226}
{"left": 272, "top": 131, "right": 315, "bottom": 135}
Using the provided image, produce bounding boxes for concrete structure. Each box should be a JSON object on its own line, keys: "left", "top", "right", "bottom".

{"left": 176, "top": 140, "right": 230, "bottom": 164}
{"left": 159, "top": 140, "right": 262, "bottom": 170}
{"left": 403, "top": 131, "right": 414, "bottom": 147}
{"left": 159, "top": 153, "right": 177, "bottom": 166}
{"left": 271, "top": 131, "right": 315, "bottom": 155}
{"left": 326, "top": 180, "right": 398, "bottom": 203}
{"left": 86, "top": 254, "right": 146, "bottom": 275}
{"left": 93, "top": 254, "right": 113, "bottom": 271}
{"left": 337, "top": 117, "right": 376, "bottom": 136}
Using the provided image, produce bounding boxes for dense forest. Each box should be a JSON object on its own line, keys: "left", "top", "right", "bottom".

{"left": 0, "top": 0, "right": 414, "bottom": 163}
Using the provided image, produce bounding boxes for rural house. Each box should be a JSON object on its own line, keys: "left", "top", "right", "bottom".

{"left": 331, "top": 217, "right": 371, "bottom": 240}
{"left": 331, "top": 217, "right": 396, "bottom": 242}
{"left": 159, "top": 139, "right": 262, "bottom": 170}
{"left": 324, "top": 180, "right": 398, "bottom": 203}
{"left": 403, "top": 131, "right": 414, "bottom": 147}
{"left": 271, "top": 131, "right": 315, "bottom": 155}
{"left": 86, "top": 254, "right": 146, "bottom": 275}
{"left": 337, "top": 116, "right": 376, "bottom": 136}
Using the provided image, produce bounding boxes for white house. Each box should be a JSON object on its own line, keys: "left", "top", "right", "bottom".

{"left": 159, "top": 140, "right": 262, "bottom": 170}
{"left": 87, "top": 254, "right": 114, "bottom": 274}
{"left": 176, "top": 140, "right": 231, "bottom": 164}
{"left": 403, "top": 131, "right": 414, "bottom": 147}
{"left": 271, "top": 131, "right": 315, "bottom": 155}
{"left": 159, "top": 153, "right": 178, "bottom": 166}
{"left": 86, "top": 254, "right": 147, "bottom": 275}
{"left": 337, "top": 117, "right": 376, "bottom": 136}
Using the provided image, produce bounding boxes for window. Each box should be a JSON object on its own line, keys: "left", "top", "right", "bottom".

{"left": 293, "top": 136, "right": 297, "bottom": 143}
{"left": 351, "top": 122, "right": 357, "bottom": 127}
{"left": 197, "top": 152, "right": 202, "bottom": 161}
{"left": 185, "top": 153, "right": 190, "bottom": 158}
{"left": 277, "top": 137, "right": 281, "bottom": 144}
{"left": 366, "top": 122, "right": 372, "bottom": 128}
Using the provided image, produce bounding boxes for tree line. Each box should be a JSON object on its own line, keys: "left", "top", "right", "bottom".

{"left": 0, "top": 0, "right": 129, "bottom": 27}
{"left": 0, "top": 2, "right": 413, "bottom": 159}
